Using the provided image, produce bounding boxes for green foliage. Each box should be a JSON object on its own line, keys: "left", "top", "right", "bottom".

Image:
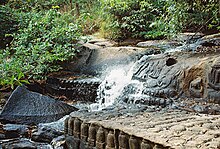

{"left": 99, "top": 14, "right": 121, "bottom": 39}
{"left": 0, "top": 8, "right": 81, "bottom": 88}
{"left": 7, "top": 0, "right": 68, "bottom": 11}
{"left": 145, "top": 0, "right": 189, "bottom": 39}
{"left": 74, "top": 0, "right": 103, "bottom": 35}
{"left": 10, "top": 9, "right": 80, "bottom": 78}
{"left": 0, "top": 50, "right": 29, "bottom": 89}
{"left": 101, "top": 0, "right": 166, "bottom": 39}
{"left": 0, "top": 5, "right": 18, "bottom": 48}
{"left": 98, "top": 0, "right": 220, "bottom": 40}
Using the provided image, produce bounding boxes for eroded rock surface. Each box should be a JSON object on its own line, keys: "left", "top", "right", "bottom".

{"left": 45, "top": 74, "right": 101, "bottom": 102}
{"left": 117, "top": 52, "right": 220, "bottom": 114}
{"left": 65, "top": 34, "right": 220, "bottom": 149}
{"left": 66, "top": 108, "right": 220, "bottom": 149}
{"left": 1, "top": 138, "right": 53, "bottom": 149}
{"left": 63, "top": 41, "right": 147, "bottom": 75}
{"left": 0, "top": 86, "right": 77, "bottom": 124}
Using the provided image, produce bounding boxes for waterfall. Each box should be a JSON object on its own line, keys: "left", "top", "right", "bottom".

{"left": 89, "top": 65, "right": 135, "bottom": 111}
{"left": 88, "top": 54, "right": 159, "bottom": 111}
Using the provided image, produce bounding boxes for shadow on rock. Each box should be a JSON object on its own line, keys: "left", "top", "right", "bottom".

{"left": 0, "top": 86, "right": 78, "bottom": 125}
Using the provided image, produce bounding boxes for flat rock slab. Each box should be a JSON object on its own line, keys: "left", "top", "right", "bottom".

{"left": 66, "top": 44, "right": 147, "bottom": 75}
{"left": 68, "top": 109, "right": 220, "bottom": 149}
{"left": 0, "top": 86, "right": 77, "bottom": 124}
{"left": 137, "top": 40, "right": 182, "bottom": 48}
{"left": 1, "top": 138, "right": 53, "bottom": 149}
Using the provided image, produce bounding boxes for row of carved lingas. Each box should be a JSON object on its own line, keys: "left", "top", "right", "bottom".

{"left": 65, "top": 117, "right": 168, "bottom": 149}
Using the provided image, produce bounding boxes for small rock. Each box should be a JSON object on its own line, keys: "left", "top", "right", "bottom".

{"left": 0, "top": 133, "right": 5, "bottom": 139}
{"left": 36, "top": 144, "right": 53, "bottom": 149}
{"left": 94, "top": 41, "right": 115, "bottom": 47}
{"left": 1, "top": 138, "right": 53, "bottom": 149}
{"left": 51, "top": 135, "right": 66, "bottom": 149}
{"left": 137, "top": 40, "right": 181, "bottom": 49}
{"left": 192, "top": 105, "right": 205, "bottom": 113}
{"left": 32, "top": 126, "right": 63, "bottom": 143}
{"left": 0, "top": 98, "right": 6, "bottom": 105}
{"left": 88, "top": 38, "right": 107, "bottom": 44}
{"left": 4, "top": 124, "right": 29, "bottom": 138}
{"left": 1, "top": 138, "right": 36, "bottom": 149}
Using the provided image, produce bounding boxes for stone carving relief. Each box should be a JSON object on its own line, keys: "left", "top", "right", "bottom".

{"left": 118, "top": 52, "right": 220, "bottom": 114}
{"left": 182, "top": 64, "right": 206, "bottom": 99}
{"left": 189, "top": 77, "right": 204, "bottom": 98}
{"left": 208, "top": 58, "right": 220, "bottom": 104}
{"left": 119, "top": 54, "right": 183, "bottom": 107}
{"left": 208, "top": 59, "right": 220, "bottom": 90}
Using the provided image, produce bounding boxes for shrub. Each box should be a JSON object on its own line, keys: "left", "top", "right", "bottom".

{"left": 99, "top": 14, "right": 121, "bottom": 39}
{"left": 0, "top": 9, "right": 81, "bottom": 88}
{"left": 99, "top": 0, "right": 220, "bottom": 40}
{"left": 74, "top": 0, "right": 103, "bottom": 35}
{"left": 101, "top": 0, "right": 166, "bottom": 39}
{"left": 7, "top": 0, "right": 68, "bottom": 11}
{"left": 0, "top": 5, "right": 18, "bottom": 49}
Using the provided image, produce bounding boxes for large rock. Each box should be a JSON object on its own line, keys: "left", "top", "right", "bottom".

{"left": 118, "top": 51, "right": 220, "bottom": 114}
{"left": 32, "top": 126, "right": 63, "bottom": 143}
{"left": 3, "top": 124, "right": 29, "bottom": 139}
{"left": 1, "top": 138, "right": 53, "bottom": 149}
{"left": 0, "top": 86, "right": 77, "bottom": 124}
{"left": 63, "top": 43, "right": 147, "bottom": 75}
{"left": 136, "top": 40, "right": 182, "bottom": 49}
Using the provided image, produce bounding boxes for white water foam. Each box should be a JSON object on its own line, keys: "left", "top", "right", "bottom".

{"left": 165, "top": 38, "right": 202, "bottom": 53}
{"left": 89, "top": 66, "right": 134, "bottom": 111}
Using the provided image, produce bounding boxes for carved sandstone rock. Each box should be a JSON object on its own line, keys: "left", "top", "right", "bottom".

{"left": 118, "top": 52, "right": 220, "bottom": 114}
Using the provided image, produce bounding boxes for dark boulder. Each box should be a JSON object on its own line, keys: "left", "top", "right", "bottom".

{"left": 3, "top": 124, "right": 29, "bottom": 139}
{"left": 0, "top": 86, "right": 77, "bottom": 124}
{"left": 1, "top": 138, "right": 53, "bottom": 149}
{"left": 31, "top": 126, "right": 63, "bottom": 143}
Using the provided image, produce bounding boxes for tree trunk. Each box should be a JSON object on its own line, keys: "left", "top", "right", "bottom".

{"left": 75, "top": 2, "right": 80, "bottom": 18}
{"left": 70, "top": 0, "right": 73, "bottom": 10}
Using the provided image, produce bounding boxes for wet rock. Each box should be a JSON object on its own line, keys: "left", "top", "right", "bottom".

{"left": 175, "top": 32, "right": 204, "bottom": 43}
{"left": 45, "top": 76, "right": 101, "bottom": 102}
{"left": 0, "top": 98, "right": 6, "bottom": 105}
{"left": 136, "top": 40, "right": 181, "bottom": 49}
{"left": 32, "top": 126, "right": 63, "bottom": 143}
{"left": 1, "top": 138, "right": 53, "bottom": 149}
{"left": 0, "top": 86, "right": 77, "bottom": 124}
{"left": 94, "top": 41, "right": 115, "bottom": 47}
{"left": 3, "top": 124, "right": 29, "bottom": 139}
{"left": 51, "top": 135, "right": 66, "bottom": 149}
{"left": 63, "top": 43, "right": 146, "bottom": 75}
{"left": 203, "top": 33, "right": 220, "bottom": 38}
{"left": 65, "top": 136, "right": 77, "bottom": 149}
{"left": 38, "top": 115, "right": 68, "bottom": 132}
{"left": 1, "top": 138, "right": 37, "bottom": 149}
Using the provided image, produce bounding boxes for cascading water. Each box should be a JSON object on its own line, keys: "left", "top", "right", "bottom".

{"left": 127, "top": 80, "right": 145, "bottom": 104}
{"left": 165, "top": 38, "right": 203, "bottom": 53}
{"left": 88, "top": 37, "right": 206, "bottom": 112}
{"left": 89, "top": 65, "right": 135, "bottom": 111}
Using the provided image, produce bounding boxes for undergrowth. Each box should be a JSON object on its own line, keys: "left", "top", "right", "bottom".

{"left": 0, "top": 2, "right": 81, "bottom": 88}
